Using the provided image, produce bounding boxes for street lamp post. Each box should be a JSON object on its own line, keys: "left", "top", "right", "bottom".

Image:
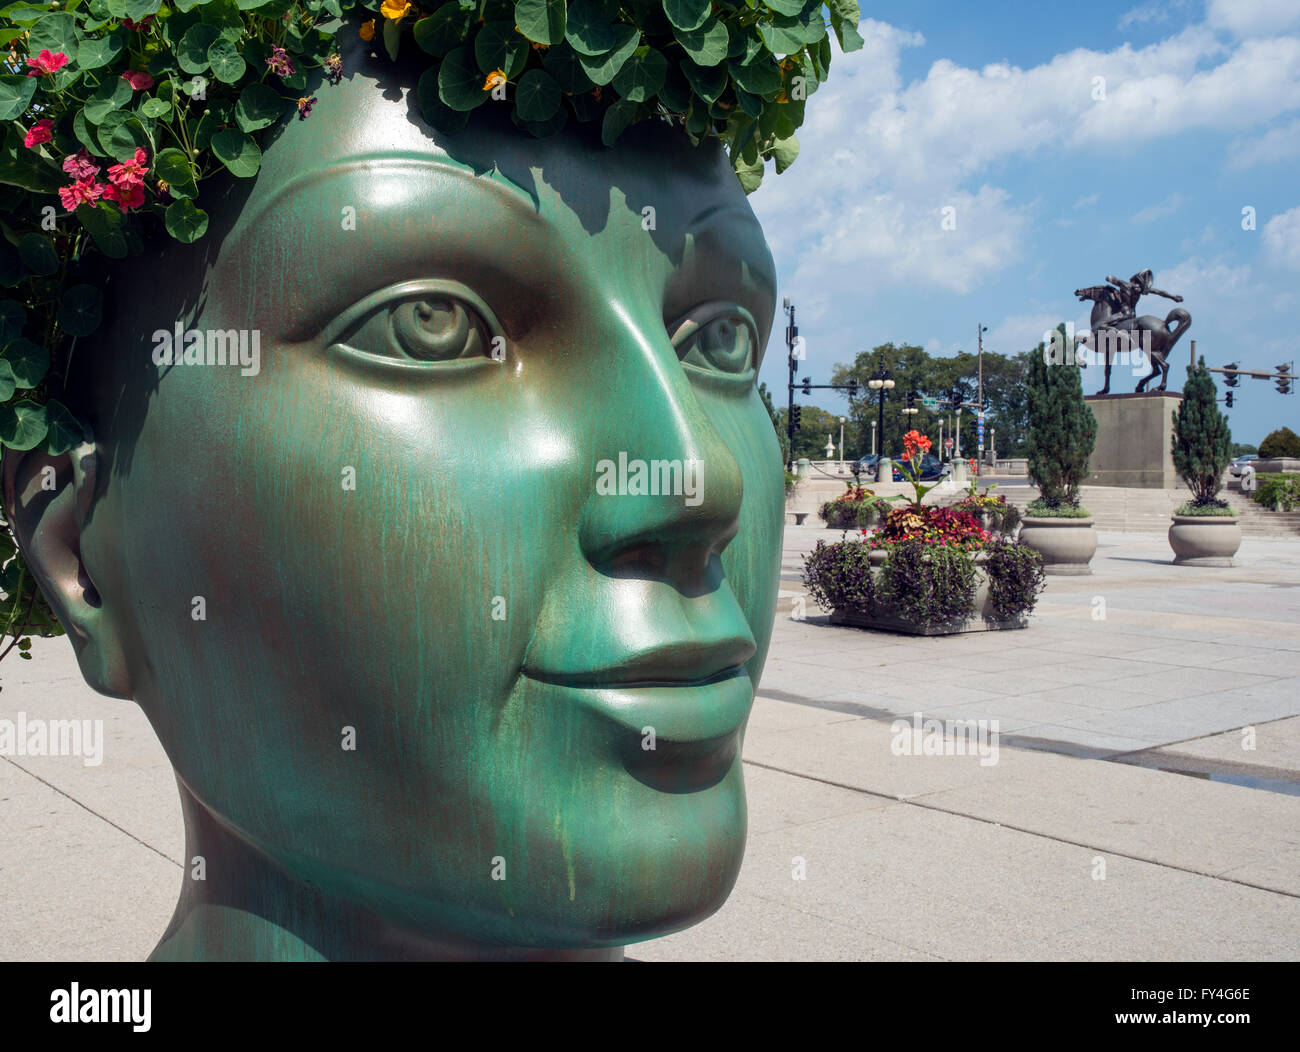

{"left": 870, "top": 420, "right": 877, "bottom": 456}
{"left": 867, "top": 367, "right": 895, "bottom": 483}
{"left": 955, "top": 406, "right": 962, "bottom": 458}
{"left": 838, "top": 417, "right": 846, "bottom": 472}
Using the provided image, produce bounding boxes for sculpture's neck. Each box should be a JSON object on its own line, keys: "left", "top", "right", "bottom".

{"left": 149, "top": 779, "right": 623, "bottom": 962}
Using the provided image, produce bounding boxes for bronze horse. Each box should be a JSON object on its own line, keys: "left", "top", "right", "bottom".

{"left": 1075, "top": 274, "right": 1191, "bottom": 394}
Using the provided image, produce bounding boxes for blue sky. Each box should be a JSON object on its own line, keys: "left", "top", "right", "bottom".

{"left": 751, "top": 0, "right": 1300, "bottom": 446}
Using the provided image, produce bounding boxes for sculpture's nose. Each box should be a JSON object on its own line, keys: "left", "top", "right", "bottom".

{"left": 575, "top": 308, "right": 745, "bottom": 595}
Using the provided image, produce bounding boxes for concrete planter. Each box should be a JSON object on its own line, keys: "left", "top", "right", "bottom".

{"left": 1168, "top": 515, "right": 1241, "bottom": 566}
{"left": 828, "top": 550, "right": 1029, "bottom": 636}
{"left": 1017, "top": 516, "right": 1097, "bottom": 576}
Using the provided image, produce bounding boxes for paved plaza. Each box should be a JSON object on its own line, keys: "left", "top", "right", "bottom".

{"left": 2, "top": 525, "right": 1298, "bottom": 960}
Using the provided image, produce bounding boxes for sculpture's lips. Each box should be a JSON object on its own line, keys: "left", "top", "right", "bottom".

{"left": 522, "top": 635, "right": 755, "bottom": 689}
{"left": 519, "top": 666, "right": 756, "bottom": 745}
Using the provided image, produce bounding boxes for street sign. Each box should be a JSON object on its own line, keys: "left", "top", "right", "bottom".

{"left": 921, "top": 396, "right": 938, "bottom": 408}
{"left": 944, "top": 437, "right": 954, "bottom": 451}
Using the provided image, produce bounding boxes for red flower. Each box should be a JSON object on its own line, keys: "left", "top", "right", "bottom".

{"left": 59, "top": 179, "right": 105, "bottom": 210}
{"left": 26, "top": 49, "right": 68, "bottom": 76}
{"left": 267, "top": 46, "right": 295, "bottom": 77}
{"left": 121, "top": 70, "right": 155, "bottom": 91}
{"left": 101, "top": 180, "right": 145, "bottom": 213}
{"left": 107, "top": 147, "right": 149, "bottom": 190}
{"left": 23, "top": 119, "right": 53, "bottom": 148}
{"left": 121, "top": 15, "right": 156, "bottom": 30}
{"left": 62, "top": 150, "right": 99, "bottom": 182}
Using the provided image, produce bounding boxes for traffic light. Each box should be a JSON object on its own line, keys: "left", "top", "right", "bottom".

{"left": 1277, "top": 364, "right": 1292, "bottom": 395}
{"left": 790, "top": 404, "right": 802, "bottom": 431}
{"left": 906, "top": 391, "right": 915, "bottom": 411}
{"left": 950, "top": 387, "right": 961, "bottom": 408}
{"left": 847, "top": 378, "right": 858, "bottom": 399}
{"left": 1223, "top": 363, "right": 1239, "bottom": 387}
{"left": 802, "top": 377, "right": 812, "bottom": 395}
{"left": 1225, "top": 391, "right": 1234, "bottom": 408}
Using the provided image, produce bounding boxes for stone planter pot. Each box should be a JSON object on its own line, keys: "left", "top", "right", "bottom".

{"left": 828, "top": 550, "right": 1029, "bottom": 636}
{"left": 1168, "top": 515, "right": 1241, "bottom": 566}
{"left": 1017, "top": 516, "right": 1097, "bottom": 575}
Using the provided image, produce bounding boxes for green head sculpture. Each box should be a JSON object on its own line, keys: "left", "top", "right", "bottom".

{"left": 3, "top": 34, "right": 783, "bottom": 960}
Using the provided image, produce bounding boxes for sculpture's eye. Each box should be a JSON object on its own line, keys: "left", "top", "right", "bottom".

{"left": 669, "top": 303, "right": 758, "bottom": 382}
{"left": 323, "top": 281, "right": 504, "bottom": 369}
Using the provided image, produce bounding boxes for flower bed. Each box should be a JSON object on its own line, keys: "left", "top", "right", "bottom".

{"left": 802, "top": 430, "right": 1046, "bottom": 635}
{"left": 819, "top": 486, "right": 887, "bottom": 530}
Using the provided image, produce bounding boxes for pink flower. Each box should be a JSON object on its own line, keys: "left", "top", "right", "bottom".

{"left": 58, "top": 179, "right": 105, "bottom": 210}
{"left": 62, "top": 150, "right": 99, "bottom": 182}
{"left": 101, "top": 180, "right": 145, "bottom": 213}
{"left": 121, "top": 70, "right": 154, "bottom": 91}
{"left": 23, "top": 119, "right": 53, "bottom": 148}
{"left": 107, "top": 147, "right": 149, "bottom": 190}
{"left": 26, "top": 49, "right": 68, "bottom": 76}
{"left": 121, "top": 15, "right": 155, "bottom": 30}
{"left": 266, "top": 46, "right": 295, "bottom": 77}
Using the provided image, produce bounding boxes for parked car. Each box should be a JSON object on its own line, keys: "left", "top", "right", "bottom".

{"left": 1229, "top": 454, "right": 1258, "bottom": 477}
{"left": 854, "top": 453, "right": 950, "bottom": 481}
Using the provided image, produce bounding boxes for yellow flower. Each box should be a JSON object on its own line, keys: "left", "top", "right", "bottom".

{"left": 483, "top": 68, "right": 507, "bottom": 92}
{"left": 359, "top": 18, "right": 375, "bottom": 40}
{"left": 380, "top": 0, "right": 412, "bottom": 22}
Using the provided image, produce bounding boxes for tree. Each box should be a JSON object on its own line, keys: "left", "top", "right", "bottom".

{"left": 1231, "top": 442, "right": 1258, "bottom": 458}
{"left": 777, "top": 403, "right": 860, "bottom": 461}
{"left": 1171, "top": 358, "right": 1232, "bottom": 505}
{"left": 757, "top": 382, "right": 789, "bottom": 466}
{"left": 1259, "top": 427, "right": 1300, "bottom": 459}
{"left": 1026, "top": 324, "right": 1097, "bottom": 506}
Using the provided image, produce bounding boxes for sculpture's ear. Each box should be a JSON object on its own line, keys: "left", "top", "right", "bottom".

{"left": 1, "top": 438, "right": 131, "bottom": 698}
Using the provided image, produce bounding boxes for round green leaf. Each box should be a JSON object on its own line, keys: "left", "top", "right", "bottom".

{"left": 211, "top": 129, "right": 261, "bottom": 177}
{"left": 96, "top": 111, "right": 150, "bottom": 161}
{"left": 0, "top": 300, "right": 25, "bottom": 347}
{"left": 234, "top": 82, "right": 287, "bottom": 132}
{"left": 154, "top": 147, "right": 198, "bottom": 198}
{"left": 515, "top": 0, "right": 566, "bottom": 45}
{"left": 77, "top": 30, "right": 126, "bottom": 71}
{"left": 475, "top": 21, "right": 529, "bottom": 78}
{"left": 0, "top": 360, "right": 14, "bottom": 403}
{"left": 682, "top": 59, "right": 727, "bottom": 103}
{"left": 576, "top": 25, "right": 639, "bottom": 86}
{"left": 26, "top": 12, "right": 76, "bottom": 56}
{"left": 542, "top": 42, "right": 596, "bottom": 94}
{"left": 17, "top": 235, "right": 57, "bottom": 278}
{"left": 437, "top": 46, "right": 491, "bottom": 112}
{"left": 0, "top": 401, "right": 49, "bottom": 451}
{"left": 40, "top": 399, "right": 85, "bottom": 456}
{"left": 612, "top": 47, "right": 667, "bottom": 103}
{"left": 84, "top": 76, "right": 133, "bottom": 125}
{"left": 179, "top": 24, "right": 220, "bottom": 75}
{"left": 414, "top": 8, "right": 474, "bottom": 58}
{"left": 600, "top": 99, "right": 639, "bottom": 146}
{"left": 565, "top": 0, "right": 621, "bottom": 55}
{"left": 663, "top": 0, "right": 709, "bottom": 32}
{"left": 512, "top": 105, "right": 568, "bottom": 139}
{"left": 0, "top": 74, "right": 37, "bottom": 122}
{"left": 1, "top": 338, "right": 50, "bottom": 389}
{"left": 417, "top": 67, "right": 471, "bottom": 134}
{"left": 674, "top": 16, "right": 729, "bottom": 66}
{"left": 124, "top": 0, "right": 163, "bottom": 19}
{"left": 164, "top": 198, "right": 209, "bottom": 243}
{"left": 730, "top": 56, "right": 782, "bottom": 97}
{"left": 76, "top": 202, "right": 129, "bottom": 258}
{"left": 141, "top": 95, "right": 172, "bottom": 119}
{"left": 57, "top": 285, "right": 103, "bottom": 337}
{"left": 207, "top": 37, "right": 247, "bottom": 83}
{"left": 766, "top": 0, "right": 806, "bottom": 13}
{"left": 514, "top": 68, "right": 561, "bottom": 122}
{"left": 757, "top": 16, "right": 811, "bottom": 55}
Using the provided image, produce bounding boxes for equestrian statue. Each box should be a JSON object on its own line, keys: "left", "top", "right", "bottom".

{"left": 1074, "top": 269, "right": 1191, "bottom": 394}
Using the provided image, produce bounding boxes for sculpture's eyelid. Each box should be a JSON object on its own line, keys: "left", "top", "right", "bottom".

{"left": 318, "top": 279, "right": 505, "bottom": 346}
{"left": 668, "top": 302, "right": 760, "bottom": 353}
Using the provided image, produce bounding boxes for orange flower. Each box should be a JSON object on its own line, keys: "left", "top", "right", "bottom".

{"left": 380, "top": 0, "right": 412, "bottom": 22}
{"left": 483, "top": 68, "right": 507, "bottom": 93}
{"left": 359, "top": 18, "right": 375, "bottom": 40}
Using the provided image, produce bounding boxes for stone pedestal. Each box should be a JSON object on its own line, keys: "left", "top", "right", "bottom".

{"left": 1084, "top": 391, "right": 1182, "bottom": 488}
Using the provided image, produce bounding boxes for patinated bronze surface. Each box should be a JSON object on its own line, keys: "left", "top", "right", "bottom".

{"left": 2, "top": 38, "right": 783, "bottom": 960}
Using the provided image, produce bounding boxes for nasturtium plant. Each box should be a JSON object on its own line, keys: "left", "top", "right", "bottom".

{"left": 0, "top": 0, "right": 864, "bottom": 666}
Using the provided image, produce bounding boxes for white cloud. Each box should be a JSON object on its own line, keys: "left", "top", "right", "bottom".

{"left": 1228, "top": 117, "right": 1300, "bottom": 168}
{"left": 1074, "top": 193, "right": 1100, "bottom": 209}
{"left": 985, "top": 313, "right": 1069, "bottom": 357}
{"left": 1262, "top": 206, "right": 1300, "bottom": 269}
{"left": 1206, "top": 0, "right": 1300, "bottom": 37}
{"left": 1133, "top": 192, "right": 1191, "bottom": 223}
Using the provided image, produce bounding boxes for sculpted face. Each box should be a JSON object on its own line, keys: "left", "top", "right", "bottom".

{"left": 11, "top": 54, "right": 783, "bottom": 958}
